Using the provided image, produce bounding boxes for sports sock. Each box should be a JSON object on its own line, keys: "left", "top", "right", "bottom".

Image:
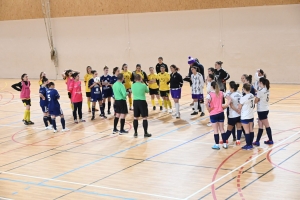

{"left": 245, "top": 134, "right": 250, "bottom": 146}
{"left": 61, "top": 118, "right": 66, "bottom": 129}
{"left": 266, "top": 127, "right": 273, "bottom": 141}
{"left": 133, "top": 119, "right": 138, "bottom": 133}
{"left": 52, "top": 118, "right": 57, "bottom": 130}
{"left": 194, "top": 102, "right": 198, "bottom": 112}
{"left": 256, "top": 128, "right": 264, "bottom": 142}
{"left": 47, "top": 116, "right": 52, "bottom": 124}
{"left": 108, "top": 101, "right": 111, "bottom": 111}
{"left": 102, "top": 103, "right": 106, "bottom": 112}
{"left": 23, "top": 110, "right": 27, "bottom": 121}
{"left": 163, "top": 100, "right": 168, "bottom": 109}
{"left": 221, "top": 133, "right": 227, "bottom": 143}
{"left": 250, "top": 132, "right": 254, "bottom": 143}
{"left": 87, "top": 100, "right": 91, "bottom": 110}
{"left": 200, "top": 103, "right": 205, "bottom": 113}
{"left": 27, "top": 110, "right": 31, "bottom": 121}
{"left": 114, "top": 117, "right": 119, "bottom": 130}
{"left": 225, "top": 130, "right": 231, "bottom": 140}
{"left": 237, "top": 129, "right": 242, "bottom": 140}
{"left": 100, "top": 104, "right": 104, "bottom": 115}
{"left": 158, "top": 99, "right": 162, "bottom": 106}
{"left": 232, "top": 126, "right": 236, "bottom": 138}
{"left": 175, "top": 103, "right": 179, "bottom": 114}
{"left": 129, "top": 97, "right": 132, "bottom": 107}
{"left": 143, "top": 120, "right": 148, "bottom": 134}
{"left": 151, "top": 99, "right": 155, "bottom": 107}
{"left": 214, "top": 134, "right": 219, "bottom": 144}
{"left": 168, "top": 100, "right": 172, "bottom": 109}
{"left": 120, "top": 119, "right": 125, "bottom": 131}
{"left": 92, "top": 106, "right": 95, "bottom": 116}
{"left": 43, "top": 116, "right": 48, "bottom": 127}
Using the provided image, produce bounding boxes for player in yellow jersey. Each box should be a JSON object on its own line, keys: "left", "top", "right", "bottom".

{"left": 39, "top": 72, "right": 46, "bottom": 86}
{"left": 147, "top": 67, "right": 163, "bottom": 110}
{"left": 131, "top": 64, "right": 148, "bottom": 83}
{"left": 121, "top": 63, "right": 133, "bottom": 110}
{"left": 84, "top": 66, "right": 98, "bottom": 112}
{"left": 157, "top": 66, "right": 172, "bottom": 113}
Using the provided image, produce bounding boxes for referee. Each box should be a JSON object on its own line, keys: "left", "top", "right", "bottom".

{"left": 131, "top": 74, "right": 152, "bottom": 138}
{"left": 112, "top": 73, "right": 128, "bottom": 135}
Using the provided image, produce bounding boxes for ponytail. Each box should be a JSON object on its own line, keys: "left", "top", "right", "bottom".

{"left": 259, "top": 77, "right": 270, "bottom": 90}
{"left": 246, "top": 75, "right": 252, "bottom": 84}
{"left": 229, "top": 81, "right": 239, "bottom": 91}
{"left": 170, "top": 64, "right": 179, "bottom": 71}
{"left": 211, "top": 81, "right": 220, "bottom": 96}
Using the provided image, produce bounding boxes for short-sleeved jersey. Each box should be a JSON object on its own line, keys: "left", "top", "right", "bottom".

{"left": 157, "top": 72, "right": 170, "bottom": 91}
{"left": 147, "top": 73, "right": 159, "bottom": 89}
{"left": 257, "top": 87, "right": 269, "bottom": 112}
{"left": 88, "top": 78, "right": 101, "bottom": 99}
{"left": 121, "top": 71, "right": 132, "bottom": 89}
{"left": 84, "top": 73, "right": 93, "bottom": 92}
{"left": 110, "top": 75, "right": 118, "bottom": 85}
{"left": 225, "top": 91, "right": 242, "bottom": 118}
{"left": 39, "top": 86, "right": 48, "bottom": 106}
{"left": 47, "top": 89, "right": 61, "bottom": 111}
{"left": 191, "top": 73, "right": 204, "bottom": 94}
{"left": 100, "top": 75, "right": 111, "bottom": 91}
{"left": 206, "top": 81, "right": 212, "bottom": 94}
{"left": 240, "top": 93, "right": 255, "bottom": 120}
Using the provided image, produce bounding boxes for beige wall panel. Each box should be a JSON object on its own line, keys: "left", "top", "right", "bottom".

{"left": 0, "top": 0, "right": 299, "bottom": 21}
{"left": 0, "top": 4, "right": 299, "bottom": 83}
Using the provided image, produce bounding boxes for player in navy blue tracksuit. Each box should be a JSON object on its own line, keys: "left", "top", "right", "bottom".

{"left": 100, "top": 66, "right": 113, "bottom": 115}
{"left": 39, "top": 78, "right": 52, "bottom": 130}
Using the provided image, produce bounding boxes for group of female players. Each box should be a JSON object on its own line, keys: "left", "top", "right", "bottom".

{"left": 11, "top": 56, "right": 273, "bottom": 150}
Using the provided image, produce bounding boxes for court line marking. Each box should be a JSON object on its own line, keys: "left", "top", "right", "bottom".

{"left": 0, "top": 197, "right": 13, "bottom": 200}
{"left": 183, "top": 130, "right": 300, "bottom": 200}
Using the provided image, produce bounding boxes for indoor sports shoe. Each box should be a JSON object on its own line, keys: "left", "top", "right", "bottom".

{"left": 134, "top": 133, "right": 138, "bottom": 138}
{"left": 168, "top": 109, "right": 173, "bottom": 113}
{"left": 100, "top": 114, "right": 107, "bottom": 119}
{"left": 53, "top": 129, "right": 57, "bottom": 133}
{"left": 144, "top": 133, "right": 152, "bottom": 138}
{"left": 62, "top": 128, "right": 70, "bottom": 132}
{"left": 91, "top": 115, "right": 95, "bottom": 120}
{"left": 200, "top": 112, "right": 205, "bottom": 117}
{"left": 160, "top": 106, "right": 163, "bottom": 111}
{"left": 207, "top": 122, "right": 212, "bottom": 127}
{"left": 236, "top": 140, "right": 241, "bottom": 145}
{"left": 24, "top": 121, "right": 29, "bottom": 125}
{"left": 242, "top": 145, "right": 253, "bottom": 150}
{"left": 264, "top": 140, "right": 274, "bottom": 145}
{"left": 176, "top": 113, "right": 180, "bottom": 119}
{"left": 212, "top": 144, "right": 220, "bottom": 150}
{"left": 80, "top": 119, "right": 86, "bottom": 122}
{"left": 107, "top": 110, "right": 111, "bottom": 115}
{"left": 113, "top": 129, "right": 119, "bottom": 134}
{"left": 119, "top": 130, "right": 129, "bottom": 135}
{"left": 27, "top": 121, "right": 34, "bottom": 125}
{"left": 74, "top": 120, "right": 79, "bottom": 124}
{"left": 153, "top": 106, "right": 156, "bottom": 111}
{"left": 162, "top": 108, "right": 167, "bottom": 112}
{"left": 191, "top": 112, "right": 198, "bottom": 115}
{"left": 223, "top": 143, "right": 228, "bottom": 149}
{"left": 45, "top": 126, "right": 53, "bottom": 130}
{"left": 253, "top": 141, "right": 260, "bottom": 146}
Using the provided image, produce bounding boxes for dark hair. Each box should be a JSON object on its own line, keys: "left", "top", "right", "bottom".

{"left": 65, "top": 70, "right": 72, "bottom": 77}
{"left": 103, "top": 66, "right": 108, "bottom": 70}
{"left": 208, "top": 74, "right": 215, "bottom": 80}
{"left": 246, "top": 75, "right": 252, "bottom": 84}
{"left": 211, "top": 81, "right": 220, "bottom": 96}
{"left": 149, "top": 67, "right": 154, "bottom": 70}
{"left": 91, "top": 70, "right": 97, "bottom": 74}
{"left": 86, "top": 66, "right": 92, "bottom": 73}
{"left": 40, "top": 72, "right": 45, "bottom": 80}
{"left": 158, "top": 57, "right": 163, "bottom": 60}
{"left": 191, "top": 66, "right": 197, "bottom": 70}
{"left": 243, "top": 83, "right": 251, "bottom": 92}
{"left": 42, "top": 77, "right": 48, "bottom": 83}
{"left": 135, "top": 74, "right": 142, "bottom": 81}
{"left": 208, "top": 67, "right": 215, "bottom": 74}
{"left": 113, "top": 67, "right": 119, "bottom": 75}
{"left": 117, "top": 73, "right": 124, "bottom": 80}
{"left": 216, "top": 61, "right": 223, "bottom": 66}
{"left": 48, "top": 82, "right": 55, "bottom": 87}
{"left": 72, "top": 72, "right": 79, "bottom": 79}
{"left": 170, "top": 64, "right": 179, "bottom": 71}
{"left": 259, "top": 77, "right": 270, "bottom": 90}
{"left": 122, "top": 63, "right": 127, "bottom": 70}
{"left": 136, "top": 64, "right": 141, "bottom": 68}
{"left": 229, "top": 81, "right": 240, "bottom": 91}
{"left": 259, "top": 69, "right": 267, "bottom": 78}
{"left": 21, "top": 73, "right": 27, "bottom": 80}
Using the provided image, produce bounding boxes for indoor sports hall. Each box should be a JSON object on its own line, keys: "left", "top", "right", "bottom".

{"left": 0, "top": 1, "right": 299, "bottom": 200}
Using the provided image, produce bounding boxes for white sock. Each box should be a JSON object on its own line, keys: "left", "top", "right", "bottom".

{"left": 175, "top": 103, "right": 179, "bottom": 114}
{"left": 194, "top": 102, "right": 198, "bottom": 112}
{"left": 200, "top": 103, "right": 204, "bottom": 113}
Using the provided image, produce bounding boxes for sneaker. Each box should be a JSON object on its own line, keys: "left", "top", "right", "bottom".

{"left": 107, "top": 110, "right": 111, "bottom": 115}
{"left": 176, "top": 113, "right": 180, "bottom": 119}
{"left": 212, "top": 144, "right": 220, "bottom": 150}
{"left": 119, "top": 130, "right": 129, "bottom": 135}
{"left": 144, "top": 133, "right": 152, "bottom": 137}
{"left": 88, "top": 108, "right": 91, "bottom": 112}
{"left": 236, "top": 140, "right": 241, "bottom": 145}
{"left": 168, "top": 109, "right": 173, "bottom": 113}
{"left": 113, "top": 129, "right": 119, "bottom": 134}
{"left": 233, "top": 137, "right": 237, "bottom": 142}
{"left": 100, "top": 114, "right": 107, "bottom": 119}
{"left": 62, "top": 128, "right": 70, "bottom": 132}
{"left": 91, "top": 115, "right": 95, "bottom": 120}
{"left": 207, "top": 122, "right": 212, "bottom": 127}
{"left": 200, "top": 112, "right": 205, "bottom": 117}
{"left": 253, "top": 141, "right": 260, "bottom": 146}
{"left": 45, "top": 126, "right": 53, "bottom": 130}
{"left": 27, "top": 121, "right": 34, "bottom": 125}
{"left": 134, "top": 133, "right": 138, "bottom": 138}
{"left": 223, "top": 143, "right": 228, "bottom": 149}
{"left": 264, "top": 140, "right": 274, "bottom": 145}
{"left": 74, "top": 120, "right": 78, "bottom": 124}
{"left": 24, "top": 121, "right": 29, "bottom": 125}
{"left": 80, "top": 119, "right": 86, "bottom": 122}
{"left": 160, "top": 106, "right": 163, "bottom": 111}
{"left": 191, "top": 112, "right": 198, "bottom": 115}
{"left": 162, "top": 108, "right": 167, "bottom": 113}
{"left": 242, "top": 145, "right": 253, "bottom": 150}
{"left": 53, "top": 129, "right": 57, "bottom": 133}
{"left": 153, "top": 106, "right": 156, "bottom": 111}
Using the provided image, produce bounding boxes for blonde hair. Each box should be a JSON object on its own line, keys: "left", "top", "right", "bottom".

{"left": 211, "top": 81, "right": 220, "bottom": 96}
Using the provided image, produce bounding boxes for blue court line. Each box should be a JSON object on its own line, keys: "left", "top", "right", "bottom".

{"left": 35, "top": 115, "right": 209, "bottom": 186}
{"left": 0, "top": 178, "right": 134, "bottom": 200}
{"left": 146, "top": 130, "right": 213, "bottom": 160}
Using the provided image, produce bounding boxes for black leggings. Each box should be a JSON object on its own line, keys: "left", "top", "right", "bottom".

{"left": 73, "top": 102, "right": 83, "bottom": 120}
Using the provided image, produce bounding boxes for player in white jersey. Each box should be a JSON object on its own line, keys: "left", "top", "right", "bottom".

{"left": 253, "top": 77, "right": 273, "bottom": 146}
{"left": 190, "top": 66, "right": 205, "bottom": 116}
{"left": 238, "top": 83, "right": 255, "bottom": 150}
{"left": 224, "top": 81, "right": 243, "bottom": 146}
{"left": 206, "top": 69, "right": 215, "bottom": 126}
{"left": 253, "top": 69, "right": 266, "bottom": 92}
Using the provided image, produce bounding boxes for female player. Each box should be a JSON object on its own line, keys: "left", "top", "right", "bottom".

{"left": 253, "top": 77, "right": 273, "bottom": 146}
{"left": 241, "top": 74, "right": 255, "bottom": 96}
{"left": 39, "top": 72, "right": 46, "bottom": 86}
{"left": 214, "top": 61, "right": 230, "bottom": 92}
{"left": 110, "top": 67, "right": 120, "bottom": 114}
{"left": 147, "top": 67, "right": 163, "bottom": 111}
{"left": 190, "top": 66, "right": 205, "bottom": 116}
{"left": 206, "top": 73, "right": 215, "bottom": 126}
{"left": 254, "top": 69, "right": 267, "bottom": 92}
{"left": 238, "top": 83, "right": 255, "bottom": 150}
{"left": 121, "top": 64, "right": 133, "bottom": 110}
{"left": 47, "top": 82, "right": 69, "bottom": 133}
{"left": 39, "top": 78, "right": 52, "bottom": 130}
{"left": 62, "top": 69, "right": 75, "bottom": 110}
{"left": 11, "top": 74, "right": 34, "bottom": 125}
{"left": 224, "top": 81, "right": 243, "bottom": 145}
{"left": 157, "top": 66, "right": 172, "bottom": 113}
{"left": 89, "top": 70, "right": 106, "bottom": 120}
{"left": 84, "top": 66, "right": 96, "bottom": 112}
{"left": 69, "top": 72, "right": 85, "bottom": 123}
{"left": 100, "top": 66, "right": 112, "bottom": 115}
{"left": 205, "top": 82, "right": 231, "bottom": 149}
{"left": 131, "top": 64, "right": 148, "bottom": 83}
{"left": 170, "top": 65, "right": 183, "bottom": 118}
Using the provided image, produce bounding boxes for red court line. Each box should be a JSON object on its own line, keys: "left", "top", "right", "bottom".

{"left": 0, "top": 91, "right": 14, "bottom": 105}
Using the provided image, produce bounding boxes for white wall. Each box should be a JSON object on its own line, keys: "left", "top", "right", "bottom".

{"left": 0, "top": 4, "right": 299, "bottom": 83}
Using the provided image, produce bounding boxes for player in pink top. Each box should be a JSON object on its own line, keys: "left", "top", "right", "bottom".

{"left": 11, "top": 74, "right": 34, "bottom": 125}
{"left": 205, "top": 82, "right": 231, "bottom": 150}
{"left": 68, "top": 72, "right": 85, "bottom": 123}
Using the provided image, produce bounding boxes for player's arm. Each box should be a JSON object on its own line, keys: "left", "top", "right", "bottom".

{"left": 39, "top": 89, "right": 46, "bottom": 100}
{"left": 11, "top": 82, "right": 22, "bottom": 91}
{"left": 205, "top": 94, "right": 212, "bottom": 112}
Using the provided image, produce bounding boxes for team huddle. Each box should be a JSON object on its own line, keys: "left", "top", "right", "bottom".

{"left": 11, "top": 56, "right": 273, "bottom": 150}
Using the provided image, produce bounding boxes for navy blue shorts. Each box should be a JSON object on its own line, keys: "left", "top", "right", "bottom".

{"left": 49, "top": 107, "right": 63, "bottom": 117}
{"left": 171, "top": 88, "right": 181, "bottom": 99}
{"left": 241, "top": 118, "right": 254, "bottom": 124}
{"left": 228, "top": 116, "right": 241, "bottom": 126}
{"left": 91, "top": 93, "right": 102, "bottom": 102}
{"left": 210, "top": 112, "right": 225, "bottom": 123}
{"left": 257, "top": 111, "right": 269, "bottom": 120}
{"left": 40, "top": 104, "right": 49, "bottom": 113}
{"left": 102, "top": 88, "right": 113, "bottom": 98}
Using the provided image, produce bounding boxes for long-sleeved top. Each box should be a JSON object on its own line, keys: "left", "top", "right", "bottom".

{"left": 11, "top": 81, "right": 28, "bottom": 91}
{"left": 188, "top": 62, "right": 205, "bottom": 82}
{"left": 170, "top": 72, "right": 183, "bottom": 89}
{"left": 156, "top": 63, "right": 168, "bottom": 74}
{"left": 68, "top": 80, "right": 83, "bottom": 103}
{"left": 214, "top": 68, "right": 230, "bottom": 91}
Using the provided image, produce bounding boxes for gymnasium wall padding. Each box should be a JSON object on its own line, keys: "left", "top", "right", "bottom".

{"left": 0, "top": 4, "right": 299, "bottom": 83}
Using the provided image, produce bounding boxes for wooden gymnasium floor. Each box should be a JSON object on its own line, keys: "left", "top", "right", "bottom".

{"left": 0, "top": 79, "right": 299, "bottom": 200}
